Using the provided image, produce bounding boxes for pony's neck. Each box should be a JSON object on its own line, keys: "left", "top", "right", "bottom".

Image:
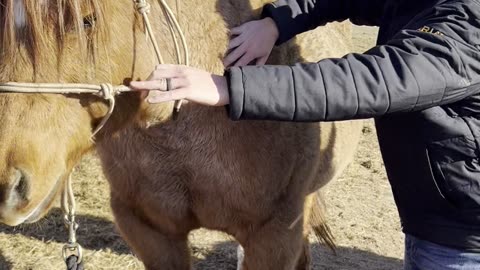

{"left": 94, "top": 96, "right": 232, "bottom": 147}
{"left": 91, "top": 92, "right": 178, "bottom": 140}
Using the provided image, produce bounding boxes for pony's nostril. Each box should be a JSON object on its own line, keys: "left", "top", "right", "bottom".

{"left": 13, "top": 170, "right": 29, "bottom": 201}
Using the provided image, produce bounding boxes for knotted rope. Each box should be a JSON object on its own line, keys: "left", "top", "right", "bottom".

{"left": 0, "top": 82, "right": 130, "bottom": 136}
{"left": 61, "top": 174, "right": 84, "bottom": 270}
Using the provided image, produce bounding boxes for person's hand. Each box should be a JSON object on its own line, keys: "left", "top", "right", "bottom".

{"left": 224, "top": 17, "right": 279, "bottom": 67}
{"left": 130, "top": 65, "right": 230, "bottom": 106}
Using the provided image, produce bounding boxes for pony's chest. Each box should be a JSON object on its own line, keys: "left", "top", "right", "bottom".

{"left": 97, "top": 130, "right": 196, "bottom": 183}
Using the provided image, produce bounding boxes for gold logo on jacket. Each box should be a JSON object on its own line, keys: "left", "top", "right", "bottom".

{"left": 418, "top": 26, "right": 445, "bottom": 36}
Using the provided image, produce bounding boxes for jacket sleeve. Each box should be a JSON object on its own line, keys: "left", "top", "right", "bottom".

{"left": 226, "top": 26, "right": 480, "bottom": 122}
{"left": 262, "top": 0, "right": 386, "bottom": 44}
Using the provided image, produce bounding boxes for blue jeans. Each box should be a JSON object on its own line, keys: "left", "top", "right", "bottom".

{"left": 404, "top": 234, "right": 480, "bottom": 270}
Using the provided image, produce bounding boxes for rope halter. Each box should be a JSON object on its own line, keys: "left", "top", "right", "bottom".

{"left": 0, "top": 82, "right": 130, "bottom": 136}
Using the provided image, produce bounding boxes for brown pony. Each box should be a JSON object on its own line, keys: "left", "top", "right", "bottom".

{"left": 0, "top": 0, "right": 362, "bottom": 269}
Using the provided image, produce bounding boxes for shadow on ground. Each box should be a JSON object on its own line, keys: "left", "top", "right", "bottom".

{"left": 0, "top": 208, "right": 130, "bottom": 255}
{"left": 0, "top": 210, "right": 403, "bottom": 270}
{"left": 0, "top": 251, "right": 12, "bottom": 270}
{"left": 193, "top": 241, "right": 403, "bottom": 270}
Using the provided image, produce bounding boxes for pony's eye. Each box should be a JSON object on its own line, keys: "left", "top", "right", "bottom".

{"left": 83, "top": 14, "right": 96, "bottom": 29}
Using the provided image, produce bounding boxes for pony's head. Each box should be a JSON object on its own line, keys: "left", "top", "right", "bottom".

{"left": 0, "top": 0, "right": 164, "bottom": 225}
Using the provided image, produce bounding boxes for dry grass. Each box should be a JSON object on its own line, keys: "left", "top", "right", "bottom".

{"left": 0, "top": 25, "right": 404, "bottom": 270}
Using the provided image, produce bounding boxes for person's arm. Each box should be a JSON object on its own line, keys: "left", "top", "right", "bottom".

{"left": 264, "top": 0, "right": 387, "bottom": 45}
{"left": 224, "top": 0, "right": 386, "bottom": 67}
{"left": 129, "top": 26, "right": 479, "bottom": 118}
{"left": 130, "top": 2, "right": 480, "bottom": 120}
{"left": 226, "top": 21, "right": 480, "bottom": 121}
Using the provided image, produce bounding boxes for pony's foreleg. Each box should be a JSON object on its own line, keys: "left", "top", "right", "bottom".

{"left": 294, "top": 193, "right": 317, "bottom": 270}
{"left": 239, "top": 216, "right": 305, "bottom": 270}
{"left": 295, "top": 238, "right": 311, "bottom": 270}
{"left": 111, "top": 197, "right": 191, "bottom": 270}
{"left": 236, "top": 242, "right": 308, "bottom": 270}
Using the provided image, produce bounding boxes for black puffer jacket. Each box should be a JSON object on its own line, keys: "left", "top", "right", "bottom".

{"left": 226, "top": 0, "right": 480, "bottom": 251}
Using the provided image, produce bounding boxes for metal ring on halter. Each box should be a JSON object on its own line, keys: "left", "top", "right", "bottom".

{"left": 62, "top": 243, "right": 83, "bottom": 264}
{"left": 166, "top": 78, "right": 172, "bottom": 92}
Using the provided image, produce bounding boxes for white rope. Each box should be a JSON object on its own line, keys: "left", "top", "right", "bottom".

{"left": 0, "top": 82, "right": 130, "bottom": 136}
{"left": 0, "top": 82, "right": 130, "bottom": 95}
{"left": 61, "top": 174, "right": 83, "bottom": 265}
{"left": 134, "top": 1, "right": 165, "bottom": 64}
{"left": 158, "top": 0, "right": 189, "bottom": 66}
{"left": 135, "top": 0, "right": 189, "bottom": 114}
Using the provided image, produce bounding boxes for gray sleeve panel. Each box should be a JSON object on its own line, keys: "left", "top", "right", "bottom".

{"left": 262, "top": 0, "right": 387, "bottom": 44}
{"left": 228, "top": 2, "right": 480, "bottom": 122}
{"left": 227, "top": 30, "right": 480, "bottom": 121}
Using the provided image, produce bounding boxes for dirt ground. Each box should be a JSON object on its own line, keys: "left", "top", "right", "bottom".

{"left": 0, "top": 26, "right": 405, "bottom": 270}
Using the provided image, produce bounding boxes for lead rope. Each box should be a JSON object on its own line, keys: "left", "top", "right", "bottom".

{"left": 134, "top": 0, "right": 189, "bottom": 118}
{"left": 62, "top": 174, "right": 84, "bottom": 270}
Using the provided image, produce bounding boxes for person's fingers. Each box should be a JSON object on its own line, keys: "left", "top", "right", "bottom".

{"left": 256, "top": 55, "right": 269, "bottom": 66}
{"left": 223, "top": 44, "right": 247, "bottom": 67}
{"left": 130, "top": 65, "right": 185, "bottom": 91}
{"left": 130, "top": 80, "right": 166, "bottom": 91}
{"left": 150, "top": 67, "right": 184, "bottom": 80}
{"left": 147, "top": 88, "right": 189, "bottom": 103}
{"left": 233, "top": 53, "right": 255, "bottom": 67}
{"left": 229, "top": 25, "right": 245, "bottom": 36}
{"left": 155, "top": 64, "right": 184, "bottom": 70}
{"left": 228, "top": 35, "right": 245, "bottom": 50}
{"left": 130, "top": 77, "right": 186, "bottom": 91}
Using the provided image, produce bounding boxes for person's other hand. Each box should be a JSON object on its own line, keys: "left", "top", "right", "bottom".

{"left": 130, "top": 65, "right": 230, "bottom": 106}
{"left": 224, "top": 17, "right": 279, "bottom": 67}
